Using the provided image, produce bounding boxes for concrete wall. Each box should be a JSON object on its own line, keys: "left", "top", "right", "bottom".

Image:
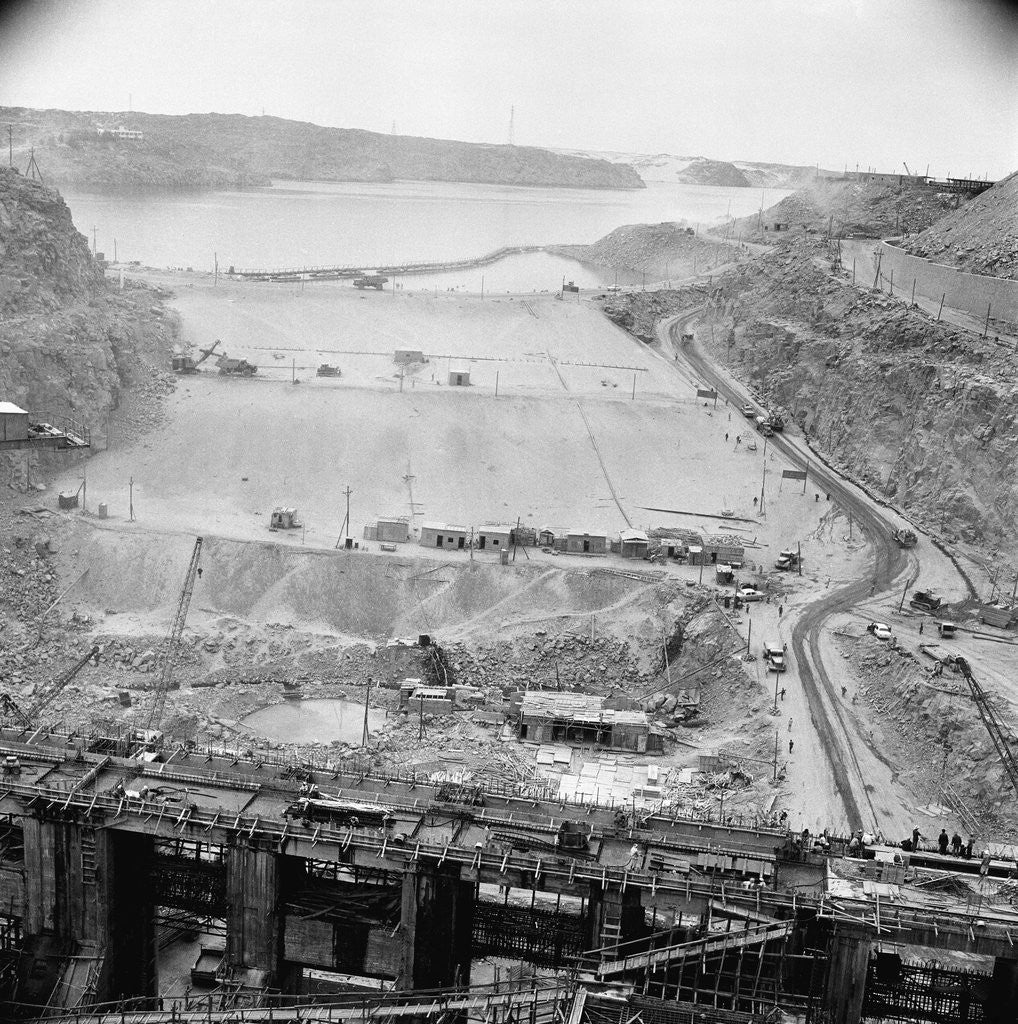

{"left": 876, "top": 242, "right": 1018, "bottom": 325}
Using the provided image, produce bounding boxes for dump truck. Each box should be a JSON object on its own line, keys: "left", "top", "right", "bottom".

{"left": 767, "top": 413, "right": 785, "bottom": 432}
{"left": 353, "top": 275, "right": 388, "bottom": 290}
{"left": 909, "top": 590, "right": 942, "bottom": 612}
{"left": 755, "top": 416, "right": 774, "bottom": 437}
{"left": 892, "top": 527, "right": 918, "bottom": 548}
{"left": 763, "top": 641, "right": 787, "bottom": 672}
{"left": 217, "top": 356, "right": 257, "bottom": 376}
{"left": 774, "top": 549, "right": 800, "bottom": 571}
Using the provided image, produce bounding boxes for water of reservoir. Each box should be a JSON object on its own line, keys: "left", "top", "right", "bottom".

{"left": 61, "top": 179, "right": 791, "bottom": 289}
{"left": 241, "top": 698, "right": 386, "bottom": 745}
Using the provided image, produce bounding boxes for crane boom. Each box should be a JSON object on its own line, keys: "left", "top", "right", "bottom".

{"left": 194, "top": 339, "right": 221, "bottom": 368}
{"left": 147, "top": 537, "right": 203, "bottom": 733}
{"left": 954, "top": 656, "right": 1018, "bottom": 794}
{"left": 30, "top": 645, "right": 101, "bottom": 720}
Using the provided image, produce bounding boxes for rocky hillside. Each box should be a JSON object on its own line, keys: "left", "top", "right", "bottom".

{"left": 0, "top": 166, "right": 175, "bottom": 488}
{"left": 731, "top": 178, "right": 965, "bottom": 241}
{"left": 3, "top": 107, "right": 644, "bottom": 191}
{"left": 900, "top": 171, "right": 1018, "bottom": 279}
{"left": 599, "top": 236, "right": 1018, "bottom": 548}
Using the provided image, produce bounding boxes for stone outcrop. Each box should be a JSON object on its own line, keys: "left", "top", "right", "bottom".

{"left": 0, "top": 167, "right": 175, "bottom": 489}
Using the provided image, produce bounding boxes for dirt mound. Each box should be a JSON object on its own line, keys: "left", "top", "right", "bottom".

{"left": 732, "top": 178, "right": 963, "bottom": 242}
{"left": 550, "top": 222, "right": 714, "bottom": 281}
{"left": 900, "top": 170, "right": 1018, "bottom": 279}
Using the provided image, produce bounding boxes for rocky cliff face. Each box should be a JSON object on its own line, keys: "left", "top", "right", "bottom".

{"left": 900, "top": 170, "right": 1018, "bottom": 279}
{"left": 4, "top": 107, "right": 644, "bottom": 191}
{"left": 0, "top": 167, "right": 175, "bottom": 489}
{"left": 597, "top": 235, "right": 1018, "bottom": 548}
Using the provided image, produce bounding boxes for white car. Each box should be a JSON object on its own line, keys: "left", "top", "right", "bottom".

{"left": 867, "top": 622, "right": 893, "bottom": 640}
{"left": 737, "top": 586, "right": 765, "bottom": 602}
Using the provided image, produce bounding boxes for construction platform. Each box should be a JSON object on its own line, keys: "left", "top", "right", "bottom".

{"left": 0, "top": 403, "right": 90, "bottom": 452}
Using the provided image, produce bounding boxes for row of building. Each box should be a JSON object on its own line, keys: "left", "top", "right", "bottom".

{"left": 363, "top": 516, "right": 746, "bottom": 565}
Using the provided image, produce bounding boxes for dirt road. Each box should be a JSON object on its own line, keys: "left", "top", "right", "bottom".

{"left": 655, "top": 307, "right": 929, "bottom": 835}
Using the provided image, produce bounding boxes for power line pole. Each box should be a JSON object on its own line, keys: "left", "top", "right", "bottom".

{"left": 7, "top": 124, "right": 12, "bottom": 167}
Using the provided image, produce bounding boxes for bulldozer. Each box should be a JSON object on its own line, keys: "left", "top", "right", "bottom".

{"left": 909, "top": 589, "right": 942, "bottom": 612}
{"left": 353, "top": 275, "right": 388, "bottom": 290}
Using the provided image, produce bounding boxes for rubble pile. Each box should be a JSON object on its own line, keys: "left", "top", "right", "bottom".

{"left": 843, "top": 635, "right": 1017, "bottom": 833}
{"left": 550, "top": 223, "right": 715, "bottom": 282}
{"left": 900, "top": 170, "right": 1018, "bottom": 280}
{"left": 730, "top": 178, "right": 963, "bottom": 242}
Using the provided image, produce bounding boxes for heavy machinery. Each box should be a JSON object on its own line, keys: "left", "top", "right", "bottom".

{"left": 316, "top": 364, "right": 341, "bottom": 377}
{"left": 892, "top": 527, "right": 918, "bottom": 548}
{"left": 774, "top": 549, "right": 801, "bottom": 571}
{"left": 171, "top": 340, "right": 221, "bottom": 374}
{"left": 353, "top": 275, "right": 388, "bottom": 290}
{"left": 767, "top": 413, "right": 785, "bottom": 432}
{"left": 0, "top": 645, "right": 100, "bottom": 728}
{"left": 144, "top": 537, "right": 203, "bottom": 740}
{"left": 951, "top": 656, "right": 1018, "bottom": 795}
{"left": 909, "top": 589, "right": 942, "bottom": 612}
{"left": 217, "top": 355, "right": 257, "bottom": 376}
{"left": 269, "top": 507, "right": 303, "bottom": 531}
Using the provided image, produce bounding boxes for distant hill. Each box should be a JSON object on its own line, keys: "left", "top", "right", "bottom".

{"left": 1, "top": 107, "right": 645, "bottom": 192}
{"left": 555, "top": 149, "right": 822, "bottom": 188}
{"left": 900, "top": 170, "right": 1018, "bottom": 279}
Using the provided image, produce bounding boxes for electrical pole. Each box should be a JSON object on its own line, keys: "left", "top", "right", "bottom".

{"left": 92, "top": 226, "right": 97, "bottom": 256}
{"left": 8, "top": 124, "right": 12, "bottom": 167}
{"left": 344, "top": 485, "right": 352, "bottom": 547}
{"left": 129, "top": 476, "right": 135, "bottom": 521}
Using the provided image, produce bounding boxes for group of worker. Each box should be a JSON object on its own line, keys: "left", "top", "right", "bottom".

{"left": 903, "top": 826, "right": 993, "bottom": 870}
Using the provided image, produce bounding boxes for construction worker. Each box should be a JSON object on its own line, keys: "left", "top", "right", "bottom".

{"left": 788, "top": 739, "right": 794, "bottom": 753}
{"left": 780, "top": 687, "right": 786, "bottom": 701}
{"left": 788, "top": 717, "right": 793, "bottom": 731}
{"left": 938, "top": 829, "right": 949, "bottom": 855}
{"left": 919, "top": 621, "right": 924, "bottom": 635}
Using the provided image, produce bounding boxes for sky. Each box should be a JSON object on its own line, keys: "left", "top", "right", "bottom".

{"left": 0, "top": 0, "right": 1016, "bottom": 179}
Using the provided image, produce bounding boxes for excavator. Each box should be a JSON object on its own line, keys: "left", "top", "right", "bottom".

{"left": 171, "top": 339, "right": 221, "bottom": 374}
{"left": 0, "top": 643, "right": 101, "bottom": 734}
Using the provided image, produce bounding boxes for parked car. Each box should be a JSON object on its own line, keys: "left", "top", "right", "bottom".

{"left": 737, "top": 586, "right": 765, "bottom": 602}
{"left": 867, "top": 622, "right": 893, "bottom": 640}
{"left": 742, "top": 404, "right": 757, "bottom": 418}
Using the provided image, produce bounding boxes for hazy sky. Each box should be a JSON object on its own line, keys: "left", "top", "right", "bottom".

{"left": 1, "top": 0, "right": 1015, "bottom": 178}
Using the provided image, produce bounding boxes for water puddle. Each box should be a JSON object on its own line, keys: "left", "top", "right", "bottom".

{"left": 241, "top": 698, "right": 386, "bottom": 744}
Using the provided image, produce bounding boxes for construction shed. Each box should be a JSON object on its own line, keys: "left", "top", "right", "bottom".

{"left": 448, "top": 369, "right": 471, "bottom": 387}
{"left": 399, "top": 682, "right": 454, "bottom": 715}
{"left": 702, "top": 533, "right": 745, "bottom": 565}
{"left": 476, "top": 525, "right": 511, "bottom": 551}
{"left": 650, "top": 527, "right": 703, "bottom": 560}
{"left": 419, "top": 522, "right": 469, "bottom": 550}
{"left": 565, "top": 529, "right": 607, "bottom": 555}
{"left": 618, "top": 528, "right": 649, "bottom": 559}
{"left": 364, "top": 516, "right": 411, "bottom": 544}
{"left": 0, "top": 403, "right": 29, "bottom": 443}
{"left": 394, "top": 349, "right": 425, "bottom": 365}
{"left": 518, "top": 692, "right": 658, "bottom": 753}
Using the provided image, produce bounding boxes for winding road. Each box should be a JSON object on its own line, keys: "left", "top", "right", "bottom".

{"left": 654, "top": 307, "right": 915, "bottom": 831}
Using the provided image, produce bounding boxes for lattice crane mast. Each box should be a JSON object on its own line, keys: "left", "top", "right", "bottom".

{"left": 953, "top": 656, "right": 1018, "bottom": 795}
{"left": 1, "top": 645, "right": 100, "bottom": 728}
{"left": 146, "top": 537, "right": 203, "bottom": 734}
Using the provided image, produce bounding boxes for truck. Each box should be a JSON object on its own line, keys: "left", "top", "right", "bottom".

{"left": 767, "top": 413, "right": 785, "bottom": 432}
{"left": 909, "top": 590, "right": 942, "bottom": 613}
{"left": 217, "top": 356, "right": 257, "bottom": 376}
{"left": 755, "top": 416, "right": 774, "bottom": 437}
{"left": 353, "top": 275, "right": 388, "bottom": 290}
{"left": 316, "top": 364, "right": 341, "bottom": 377}
{"left": 763, "top": 641, "right": 787, "bottom": 672}
{"left": 774, "top": 549, "right": 800, "bottom": 571}
{"left": 892, "top": 527, "right": 918, "bottom": 548}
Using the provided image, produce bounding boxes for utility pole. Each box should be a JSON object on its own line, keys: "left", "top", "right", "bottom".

{"left": 129, "top": 476, "right": 135, "bottom": 521}
{"left": 92, "top": 226, "right": 97, "bottom": 256}
{"left": 344, "top": 485, "right": 352, "bottom": 546}
{"left": 772, "top": 667, "right": 780, "bottom": 713}
{"left": 898, "top": 577, "right": 909, "bottom": 612}
{"left": 214, "top": 251, "right": 218, "bottom": 287}
{"left": 8, "top": 124, "right": 12, "bottom": 167}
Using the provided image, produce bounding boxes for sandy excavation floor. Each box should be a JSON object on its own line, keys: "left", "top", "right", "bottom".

{"left": 42, "top": 270, "right": 983, "bottom": 838}
{"left": 56, "top": 275, "right": 833, "bottom": 556}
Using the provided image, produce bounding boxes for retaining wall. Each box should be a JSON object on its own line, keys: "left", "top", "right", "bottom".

{"left": 875, "top": 241, "right": 1018, "bottom": 327}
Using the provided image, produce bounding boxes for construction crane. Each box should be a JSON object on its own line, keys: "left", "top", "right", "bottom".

{"left": 0, "top": 645, "right": 100, "bottom": 728}
{"left": 951, "top": 656, "right": 1018, "bottom": 795}
{"left": 193, "top": 339, "right": 221, "bottom": 368}
{"left": 146, "top": 537, "right": 203, "bottom": 734}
